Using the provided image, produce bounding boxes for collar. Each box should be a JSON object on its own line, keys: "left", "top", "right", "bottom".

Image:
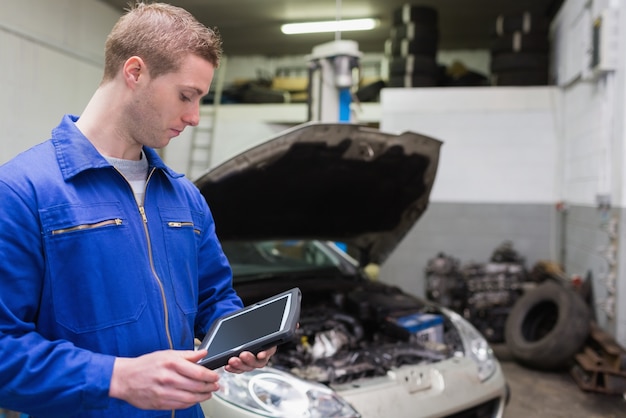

{"left": 52, "top": 114, "right": 183, "bottom": 181}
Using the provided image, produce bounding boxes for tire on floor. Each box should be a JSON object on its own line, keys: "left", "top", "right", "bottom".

{"left": 504, "top": 280, "right": 591, "bottom": 370}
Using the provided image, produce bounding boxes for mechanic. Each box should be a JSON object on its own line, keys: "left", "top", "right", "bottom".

{"left": 0, "top": 2, "right": 275, "bottom": 417}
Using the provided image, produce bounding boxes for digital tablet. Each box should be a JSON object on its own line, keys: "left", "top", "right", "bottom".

{"left": 197, "top": 287, "right": 301, "bottom": 369}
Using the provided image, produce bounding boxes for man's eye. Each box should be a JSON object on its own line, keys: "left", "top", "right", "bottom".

{"left": 180, "top": 94, "right": 191, "bottom": 102}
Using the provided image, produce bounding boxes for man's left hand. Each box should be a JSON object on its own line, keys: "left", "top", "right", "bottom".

{"left": 224, "top": 346, "right": 277, "bottom": 373}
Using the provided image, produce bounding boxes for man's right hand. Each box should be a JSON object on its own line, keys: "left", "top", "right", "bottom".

{"left": 109, "top": 349, "right": 219, "bottom": 410}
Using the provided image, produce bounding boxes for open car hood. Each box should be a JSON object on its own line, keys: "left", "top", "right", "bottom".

{"left": 194, "top": 122, "right": 442, "bottom": 265}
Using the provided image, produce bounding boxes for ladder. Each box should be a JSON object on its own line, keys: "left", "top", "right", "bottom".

{"left": 186, "top": 56, "right": 227, "bottom": 179}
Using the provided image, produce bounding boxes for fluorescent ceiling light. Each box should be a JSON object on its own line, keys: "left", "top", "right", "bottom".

{"left": 281, "top": 18, "right": 378, "bottom": 35}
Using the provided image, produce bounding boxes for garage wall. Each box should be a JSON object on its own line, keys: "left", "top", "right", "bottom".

{"left": 380, "top": 87, "right": 560, "bottom": 204}
{"left": 0, "top": 0, "right": 119, "bottom": 165}
{"left": 378, "top": 87, "right": 560, "bottom": 299}
{"left": 551, "top": 0, "right": 626, "bottom": 343}
{"left": 383, "top": 202, "right": 556, "bottom": 298}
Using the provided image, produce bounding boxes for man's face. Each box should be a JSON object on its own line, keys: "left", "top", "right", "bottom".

{"left": 124, "top": 53, "right": 215, "bottom": 149}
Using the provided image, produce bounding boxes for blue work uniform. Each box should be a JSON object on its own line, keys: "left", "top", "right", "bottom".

{"left": 0, "top": 115, "right": 243, "bottom": 417}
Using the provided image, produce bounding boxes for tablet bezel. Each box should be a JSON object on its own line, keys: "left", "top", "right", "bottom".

{"left": 197, "top": 287, "right": 301, "bottom": 369}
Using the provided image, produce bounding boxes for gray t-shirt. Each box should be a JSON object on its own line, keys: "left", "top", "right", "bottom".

{"left": 105, "top": 150, "right": 149, "bottom": 205}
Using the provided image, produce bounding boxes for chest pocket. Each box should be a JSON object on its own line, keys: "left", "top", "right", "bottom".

{"left": 160, "top": 207, "right": 204, "bottom": 315}
{"left": 40, "top": 202, "right": 147, "bottom": 333}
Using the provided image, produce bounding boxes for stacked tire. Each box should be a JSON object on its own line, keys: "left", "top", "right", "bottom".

{"left": 385, "top": 4, "right": 440, "bottom": 88}
{"left": 489, "top": 11, "right": 551, "bottom": 86}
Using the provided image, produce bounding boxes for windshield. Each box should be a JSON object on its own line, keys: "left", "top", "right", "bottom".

{"left": 221, "top": 240, "right": 357, "bottom": 280}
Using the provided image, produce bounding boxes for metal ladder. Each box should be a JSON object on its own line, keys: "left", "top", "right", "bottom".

{"left": 186, "top": 56, "right": 227, "bottom": 179}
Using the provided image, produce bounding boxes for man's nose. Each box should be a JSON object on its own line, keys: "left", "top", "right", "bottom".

{"left": 183, "top": 104, "right": 200, "bottom": 126}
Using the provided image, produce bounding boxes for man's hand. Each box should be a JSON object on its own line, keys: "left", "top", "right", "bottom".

{"left": 224, "top": 346, "right": 277, "bottom": 374}
{"left": 109, "top": 349, "right": 219, "bottom": 410}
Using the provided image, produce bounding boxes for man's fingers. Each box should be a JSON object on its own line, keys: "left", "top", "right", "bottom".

{"left": 181, "top": 349, "right": 209, "bottom": 363}
{"left": 224, "top": 347, "right": 277, "bottom": 373}
{"left": 173, "top": 350, "right": 220, "bottom": 383}
{"left": 110, "top": 350, "right": 222, "bottom": 411}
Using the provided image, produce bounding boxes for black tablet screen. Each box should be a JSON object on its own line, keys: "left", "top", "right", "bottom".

{"left": 206, "top": 295, "right": 288, "bottom": 356}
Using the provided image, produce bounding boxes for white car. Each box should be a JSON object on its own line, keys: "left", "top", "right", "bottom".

{"left": 194, "top": 123, "right": 509, "bottom": 418}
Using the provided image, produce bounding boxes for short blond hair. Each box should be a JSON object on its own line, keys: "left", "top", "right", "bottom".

{"left": 103, "top": 2, "right": 222, "bottom": 81}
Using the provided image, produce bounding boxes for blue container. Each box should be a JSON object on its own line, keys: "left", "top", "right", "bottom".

{"left": 392, "top": 312, "right": 444, "bottom": 343}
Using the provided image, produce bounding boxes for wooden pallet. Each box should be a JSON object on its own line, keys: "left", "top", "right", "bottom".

{"left": 570, "top": 322, "right": 626, "bottom": 394}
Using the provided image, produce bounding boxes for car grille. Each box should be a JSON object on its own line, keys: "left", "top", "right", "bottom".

{"left": 444, "top": 397, "right": 501, "bottom": 418}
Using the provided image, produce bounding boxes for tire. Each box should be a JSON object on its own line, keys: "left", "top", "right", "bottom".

{"left": 490, "top": 52, "right": 549, "bottom": 72}
{"left": 390, "top": 22, "right": 439, "bottom": 41}
{"left": 392, "top": 5, "right": 438, "bottom": 26}
{"left": 385, "top": 37, "right": 438, "bottom": 58}
{"left": 505, "top": 280, "right": 591, "bottom": 370}
{"left": 492, "top": 11, "right": 550, "bottom": 36}
{"left": 490, "top": 31, "right": 550, "bottom": 54}
{"left": 388, "top": 55, "right": 438, "bottom": 76}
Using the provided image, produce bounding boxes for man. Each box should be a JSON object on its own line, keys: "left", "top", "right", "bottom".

{"left": 0, "top": 3, "right": 275, "bottom": 417}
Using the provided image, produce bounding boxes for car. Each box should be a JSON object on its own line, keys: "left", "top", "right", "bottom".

{"left": 194, "top": 122, "right": 509, "bottom": 418}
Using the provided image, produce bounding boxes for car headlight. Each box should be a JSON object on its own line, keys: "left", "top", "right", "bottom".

{"left": 213, "top": 367, "right": 361, "bottom": 417}
{"left": 443, "top": 308, "right": 497, "bottom": 382}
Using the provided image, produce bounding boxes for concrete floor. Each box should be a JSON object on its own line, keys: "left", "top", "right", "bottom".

{"left": 494, "top": 345, "right": 626, "bottom": 418}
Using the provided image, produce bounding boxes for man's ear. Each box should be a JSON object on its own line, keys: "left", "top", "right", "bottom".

{"left": 123, "top": 56, "right": 146, "bottom": 87}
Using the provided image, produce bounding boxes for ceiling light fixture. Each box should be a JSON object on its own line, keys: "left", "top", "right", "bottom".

{"left": 281, "top": 18, "right": 378, "bottom": 35}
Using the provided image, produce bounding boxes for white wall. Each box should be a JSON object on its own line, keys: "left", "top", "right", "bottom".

{"left": 377, "top": 87, "right": 561, "bottom": 304}
{"left": 551, "top": 0, "right": 626, "bottom": 345}
{"left": 380, "top": 87, "right": 560, "bottom": 204}
{"left": 552, "top": 0, "right": 623, "bottom": 207}
{"left": 0, "top": 0, "right": 120, "bottom": 165}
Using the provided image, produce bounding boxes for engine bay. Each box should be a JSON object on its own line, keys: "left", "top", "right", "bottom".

{"left": 267, "top": 284, "right": 461, "bottom": 385}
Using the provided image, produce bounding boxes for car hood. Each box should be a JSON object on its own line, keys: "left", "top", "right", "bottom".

{"left": 194, "top": 122, "right": 442, "bottom": 265}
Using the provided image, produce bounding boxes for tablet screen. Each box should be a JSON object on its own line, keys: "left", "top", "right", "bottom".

{"left": 204, "top": 293, "right": 291, "bottom": 356}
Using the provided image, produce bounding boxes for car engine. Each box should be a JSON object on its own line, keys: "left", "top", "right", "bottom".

{"left": 425, "top": 241, "right": 528, "bottom": 342}
{"left": 268, "top": 284, "right": 459, "bottom": 385}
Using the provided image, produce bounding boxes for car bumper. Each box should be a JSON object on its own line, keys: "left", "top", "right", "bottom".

{"left": 202, "top": 357, "right": 508, "bottom": 418}
{"left": 331, "top": 357, "right": 507, "bottom": 418}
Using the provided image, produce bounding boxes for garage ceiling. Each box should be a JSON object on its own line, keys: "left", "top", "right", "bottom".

{"left": 98, "top": 0, "right": 563, "bottom": 56}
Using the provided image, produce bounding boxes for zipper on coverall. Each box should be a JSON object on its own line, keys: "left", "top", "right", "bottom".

{"left": 122, "top": 168, "right": 178, "bottom": 418}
